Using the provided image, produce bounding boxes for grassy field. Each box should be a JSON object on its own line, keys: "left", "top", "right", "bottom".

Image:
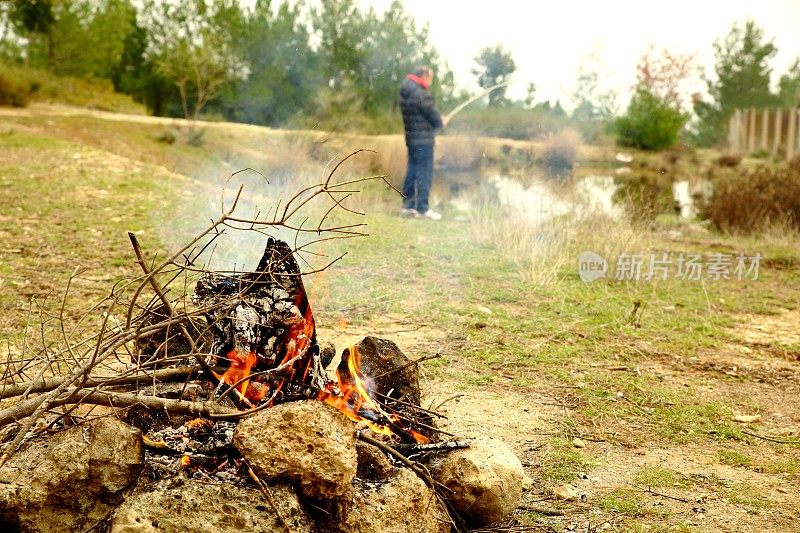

{"left": 1, "top": 104, "right": 799, "bottom": 532}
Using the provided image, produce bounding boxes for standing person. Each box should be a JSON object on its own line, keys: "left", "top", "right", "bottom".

{"left": 399, "top": 66, "right": 448, "bottom": 220}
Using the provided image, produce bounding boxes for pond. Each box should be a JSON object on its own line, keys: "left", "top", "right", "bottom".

{"left": 430, "top": 168, "right": 709, "bottom": 223}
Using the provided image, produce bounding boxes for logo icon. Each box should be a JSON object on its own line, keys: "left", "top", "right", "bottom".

{"left": 578, "top": 251, "right": 608, "bottom": 282}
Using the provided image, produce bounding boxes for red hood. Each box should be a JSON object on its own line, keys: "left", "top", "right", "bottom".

{"left": 406, "top": 73, "right": 429, "bottom": 90}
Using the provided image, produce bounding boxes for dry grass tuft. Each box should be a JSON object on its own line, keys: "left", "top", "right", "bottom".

{"left": 470, "top": 199, "right": 645, "bottom": 285}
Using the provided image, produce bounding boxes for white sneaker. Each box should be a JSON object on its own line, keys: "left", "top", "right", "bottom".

{"left": 422, "top": 209, "right": 442, "bottom": 220}
{"left": 400, "top": 208, "right": 419, "bottom": 218}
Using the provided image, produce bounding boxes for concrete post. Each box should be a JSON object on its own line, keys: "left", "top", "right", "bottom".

{"left": 773, "top": 109, "right": 782, "bottom": 156}
{"left": 760, "top": 108, "right": 769, "bottom": 150}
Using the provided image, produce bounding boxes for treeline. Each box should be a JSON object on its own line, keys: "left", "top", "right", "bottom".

{"left": 0, "top": 0, "right": 466, "bottom": 131}
{"left": 1, "top": 1, "right": 798, "bottom": 147}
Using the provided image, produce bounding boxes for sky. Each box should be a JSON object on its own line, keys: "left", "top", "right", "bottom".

{"left": 364, "top": 0, "right": 800, "bottom": 109}
{"left": 241, "top": 0, "right": 800, "bottom": 111}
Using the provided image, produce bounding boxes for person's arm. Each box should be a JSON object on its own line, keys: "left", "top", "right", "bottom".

{"left": 419, "top": 92, "right": 444, "bottom": 129}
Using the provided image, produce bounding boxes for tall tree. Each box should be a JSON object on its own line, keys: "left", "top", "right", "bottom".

{"left": 141, "top": 0, "right": 246, "bottom": 120}
{"left": 635, "top": 46, "right": 696, "bottom": 109}
{"left": 693, "top": 20, "right": 777, "bottom": 146}
{"left": 49, "top": 0, "right": 136, "bottom": 78}
{"left": 220, "top": 0, "right": 320, "bottom": 125}
{"left": 8, "top": 0, "right": 56, "bottom": 66}
{"left": 777, "top": 58, "right": 800, "bottom": 108}
{"left": 471, "top": 45, "right": 515, "bottom": 106}
{"left": 571, "top": 52, "right": 617, "bottom": 121}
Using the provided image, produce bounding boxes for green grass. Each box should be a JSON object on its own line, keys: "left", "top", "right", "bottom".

{"left": 725, "top": 482, "right": 773, "bottom": 511}
{"left": 718, "top": 449, "right": 754, "bottom": 468}
{"left": 540, "top": 437, "right": 596, "bottom": 483}
{"left": 598, "top": 488, "right": 647, "bottom": 516}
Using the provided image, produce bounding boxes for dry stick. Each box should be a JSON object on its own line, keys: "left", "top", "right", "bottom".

{"left": 430, "top": 393, "right": 464, "bottom": 412}
{"left": 128, "top": 233, "right": 213, "bottom": 380}
{"left": 0, "top": 389, "right": 238, "bottom": 427}
{"left": 374, "top": 391, "right": 447, "bottom": 419}
{"left": 0, "top": 308, "right": 116, "bottom": 467}
{"left": 517, "top": 504, "right": 566, "bottom": 516}
{"left": 742, "top": 429, "right": 800, "bottom": 445}
{"left": 629, "top": 483, "right": 690, "bottom": 503}
{"left": 372, "top": 353, "right": 443, "bottom": 380}
{"left": 245, "top": 461, "right": 292, "bottom": 533}
{"left": 0, "top": 319, "right": 220, "bottom": 442}
{"left": 356, "top": 431, "right": 465, "bottom": 533}
{"left": 0, "top": 366, "right": 196, "bottom": 400}
{"left": 390, "top": 440, "right": 472, "bottom": 454}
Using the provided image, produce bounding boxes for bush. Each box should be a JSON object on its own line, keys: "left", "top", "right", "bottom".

{"left": 702, "top": 164, "right": 800, "bottom": 231}
{"left": 0, "top": 61, "right": 145, "bottom": 113}
{"left": 543, "top": 129, "right": 581, "bottom": 178}
{"left": 614, "top": 87, "right": 686, "bottom": 151}
{"left": 0, "top": 74, "right": 32, "bottom": 107}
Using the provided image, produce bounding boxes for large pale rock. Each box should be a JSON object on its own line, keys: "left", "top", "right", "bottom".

{"left": 111, "top": 478, "right": 314, "bottom": 533}
{"left": 233, "top": 400, "right": 357, "bottom": 499}
{"left": 0, "top": 418, "right": 144, "bottom": 532}
{"left": 430, "top": 437, "right": 524, "bottom": 526}
{"left": 332, "top": 467, "right": 450, "bottom": 533}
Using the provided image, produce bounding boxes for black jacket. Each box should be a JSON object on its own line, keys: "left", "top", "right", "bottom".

{"left": 400, "top": 77, "right": 443, "bottom": 146}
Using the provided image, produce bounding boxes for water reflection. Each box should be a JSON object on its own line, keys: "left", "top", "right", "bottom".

{"left": 431, "top": 169, "right": 623, "bottom": 222}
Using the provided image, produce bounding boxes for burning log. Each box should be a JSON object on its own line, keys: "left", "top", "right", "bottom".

{"left": 193, "top": 237, "right": 329, "bottom": 405}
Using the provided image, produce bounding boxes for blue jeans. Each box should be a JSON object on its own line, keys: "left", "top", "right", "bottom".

{"left": 402, "top": 143, "right": 434, "bottom": 212}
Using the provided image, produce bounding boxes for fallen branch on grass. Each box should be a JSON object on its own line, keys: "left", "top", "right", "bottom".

{"left": 742, "top": 429, "right": 800, "bottom": 445}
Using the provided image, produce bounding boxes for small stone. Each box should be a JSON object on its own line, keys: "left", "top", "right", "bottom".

{"left": 553, "top": 484, "right": 580, "bottom": 501}
{"left": 732, "top": 414, "right": 761, "bottom": 423}
{"left": 234, "top": 400, "right": 357, "bottom": 499}
{"left": 522, "top": 474, "right": 534, "bottom": 491}
{"left": 429, "top": 437, "right": 524, "bottom": 526}
{"left": 572, "top": 437, "right": 585, "bottom": 448}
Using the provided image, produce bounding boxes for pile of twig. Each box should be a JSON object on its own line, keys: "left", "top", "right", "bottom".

{"left": 0, "top": 151, "right": 396, "bottom": 468}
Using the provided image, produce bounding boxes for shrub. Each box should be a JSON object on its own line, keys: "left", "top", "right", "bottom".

{"left": 0, "top": 74, "right": 32, "bottom": 107}
{"left": 613, "top": 162, "right": 675, "bottom": 221}
{"left": 542, "top": 129, "right": 581, "bottom": 178}
{"left": 702, "top": 164, "right": 800, "bottom": 231}
{"left": 614, "top": 87, "right": 687, "bottom": 151}
{"left": 714, "top": 153, "right": 743, "bottom": 167}
{"left": 0, "top": 61, "right": 144, "bottom": 113}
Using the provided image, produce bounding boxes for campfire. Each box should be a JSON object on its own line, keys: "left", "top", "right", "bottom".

{"left": 0, "top": 158, "right": 528, "bottom": 532}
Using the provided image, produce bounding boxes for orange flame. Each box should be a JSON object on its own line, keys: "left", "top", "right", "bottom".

{"left": 318, "top": 346, "right": 428, "bottom": 443}
{"left": 216, "top": 349, "right": 257, "bottom": 398}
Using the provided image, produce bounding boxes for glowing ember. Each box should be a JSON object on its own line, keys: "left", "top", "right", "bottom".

{"left": 318, "top": 346, "right": 429, "bottom": 443}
